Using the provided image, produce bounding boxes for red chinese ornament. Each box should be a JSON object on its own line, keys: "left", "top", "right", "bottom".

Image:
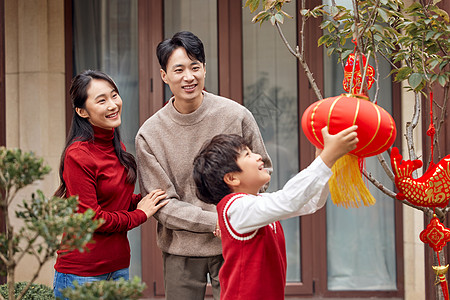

{"left": 390, "top": 147, "right": 450, "bottom": 208}
{"left": 343, "top": 53, "right": 375, "bottom": 94}
{"left": 301, "top": 94, "right": 397, "bottom": 207}
{"left": 420, "top": 215, "right": 450, "bottom": 252}
{"left": 420, "top": 215, "right": 450, "bottom": 300}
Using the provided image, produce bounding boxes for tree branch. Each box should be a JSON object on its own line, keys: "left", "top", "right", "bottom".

{"left": 274, "top": 1, "right": 323, "bottom": 100}
{"left": 406, "top": 93, "right": 421, "bottom": 163}
{"left": 377, "top": 153, "right": 395, "bottom": 182}
{"left": 362, "top": 169, "right": 396, "bottom": 198}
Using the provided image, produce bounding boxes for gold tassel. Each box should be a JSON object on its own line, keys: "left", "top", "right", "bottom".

{"left": 329, "top": 154, "right": 376, "bottom": 208}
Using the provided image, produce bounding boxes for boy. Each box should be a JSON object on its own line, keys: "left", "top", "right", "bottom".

{"left": 192, "top": 126, "right": 358, "bottom": 300}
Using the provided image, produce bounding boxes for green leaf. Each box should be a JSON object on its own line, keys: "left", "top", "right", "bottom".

{"left": 439, "top": 60, "right": 449, "bottom": 70}
{"left": 430, "top": 7, "right": 450, "bottom": 22}
{"left": 275, "top": 12, "right": 284, "bottom": 24}
{"left": 428, "top": 58, "right": 439, "bottom": 70}
{"left": 395, "top": 66, "right": 413, "bottom": 81}
{"left": 270, "top": 15, "right": 276, "bottom": 25}
{"left": 300, "top": 8, "right": 310, "bottom": 17}
{"left": 425, "top": 30, "right": 435, "bottom": 40}
{"left": 341, "top": 49, "right": 353, "bottom": 61}
{"left": 318, "top": 35, "right": 330, "bottom": 46}
{"left": 406, "top": 2, "right": 423, "bottom": 13}
{"left": 438, "top": 75, "right": 447, "bottom": 87}
{"left": 430, "top": 74, "right": 439, "bottom": 83}
{"left": 245, "top": 0, "right": 261, "bottom": 13}
{"left": 408, "top": 73, "right": 422, "bottom": 89}
{"left": 377, "top": 8, "right": 389, "bottom": 22}
{"left": 252, "top": 11, "right": 269, "bottom": 23}
{"left": 327, "top": 47, "right": 335, "bottom": 57}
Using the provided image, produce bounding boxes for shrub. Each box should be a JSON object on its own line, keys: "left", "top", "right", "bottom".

{"left": 60, "top": 276, "right": 146, "bottom": 300}
{"left": 0, "top": 282, "right": 54, "bottom": 300}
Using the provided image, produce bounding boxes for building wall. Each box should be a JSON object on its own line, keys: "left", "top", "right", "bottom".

{"left": 402, "top": 85, "right": 425, "bottom": 300}
{"left": 5, "top": 0, "right": 66, "bottom": 286}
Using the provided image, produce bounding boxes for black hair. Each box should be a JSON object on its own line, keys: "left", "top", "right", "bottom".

{"left": 156, "top": 31, "right": 206, "bottom": 71}
{"left": 193, "top": 134, "right": 249, "bottom": 205}
{"left": 54, "top": 70, "right": 137, "bottom": 197}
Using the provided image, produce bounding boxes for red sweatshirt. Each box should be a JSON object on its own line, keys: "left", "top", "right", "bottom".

{"left": 54, "top": 126, "right": 147, "bottom": 276}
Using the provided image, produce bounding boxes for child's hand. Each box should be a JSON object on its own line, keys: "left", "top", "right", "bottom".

{"left": 320, "top": 125, "right": 358, "bottom": 168}
{"left": 315, "top": 147, "right": 322, "bottom": 158}
{"left": 213, "top": 220, "right": 221, "bottom": 239}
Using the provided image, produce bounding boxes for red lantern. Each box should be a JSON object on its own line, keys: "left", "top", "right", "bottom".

{"left": 301, "top": 94, "right": 397, "bottom": 208}
{"left": 301, "top": 94, "right": 396, "bottom": 157}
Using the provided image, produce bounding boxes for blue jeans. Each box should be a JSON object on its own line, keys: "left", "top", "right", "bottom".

{"left": 53, "top": 268, "right": 129, "bottom": 299}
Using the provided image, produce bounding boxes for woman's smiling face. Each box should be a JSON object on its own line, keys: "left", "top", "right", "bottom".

{"left": 76, "top": 79, "right": 122, "bottom": 130}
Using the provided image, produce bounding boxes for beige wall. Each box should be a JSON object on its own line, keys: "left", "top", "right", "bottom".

{"left": 401, "top": 84, "right": 425, "bottom": 300}
{"left": 5, "top": 0, "right": 66, "bottom": 286}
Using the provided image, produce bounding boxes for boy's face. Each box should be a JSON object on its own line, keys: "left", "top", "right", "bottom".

{"left": 160, "top": 47, "right": 206, "bottom": 107}
{"left": 234, "top": 147, "right": 271, "bottom": 194}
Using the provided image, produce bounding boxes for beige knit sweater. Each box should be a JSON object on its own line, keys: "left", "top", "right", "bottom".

{"left": 135, "top": 91, "right": 272, "bottom": 257}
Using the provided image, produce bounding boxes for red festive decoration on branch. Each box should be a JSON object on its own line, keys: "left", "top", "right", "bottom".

{"left": 390, "top": 147, "right": 450, "bottom": 208}
{"left": 343, "top": 53, "right": 375, "bottom": 95}
{"left": 301, "top": 94, "right": 397, "bottom": 207}
{"left": 420, "top": 215, "right": 450, "bottom": 252}
{"left": 434, "top": 265, "right": 450, "bottom": 300}
{"left": 302, "top": 94, "right": 396, "bottom": 158}
{"left": 392, "top": 90, "right": 450, "bottom": 300}
{"left": 420, "top": 215, "right": 450, "bottom": 300}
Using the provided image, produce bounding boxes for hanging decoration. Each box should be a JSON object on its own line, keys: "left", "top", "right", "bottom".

{"left": 390, "top": 92, "right": 450, "bottom": 208}
{"left": 420, "top": 215, "right": 450, "bottom": 252}
{"left": 390, "top": 147, "right": 450, "bottom": 208}
{"left": 301, "top": 93, "right": 396, "bottom": 207}
{"left": 419, "top": 215, "right": 450, "bottom": 300}
{"left": 391, "top": 91, "right": 450, "bottom": 299}
{"left": 301, "top": 40, "right": 397, "bottom": 208}
{"left": 343, "top": 52, "right": 375, "bottom": 95}
{"left": 434, "top": 265, "right": 450, "bottom": 300}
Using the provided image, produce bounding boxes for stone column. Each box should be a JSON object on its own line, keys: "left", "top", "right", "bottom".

{"left": 5, "top": 0, "right": 66, "bottom": 286}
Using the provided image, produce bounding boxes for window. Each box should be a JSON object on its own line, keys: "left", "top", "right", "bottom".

{"left": 242, "top": 0, "right": 301, "bottom": 284}
{"left": 71, "top": 0, "right": 142, "bottom": 278}
{"left": 163, "top": 0, "right": 218, "bottom": 102}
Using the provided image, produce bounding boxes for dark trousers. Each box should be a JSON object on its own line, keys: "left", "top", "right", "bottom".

{"left": 162, "top": 252, "right": 223, "bottom": 300}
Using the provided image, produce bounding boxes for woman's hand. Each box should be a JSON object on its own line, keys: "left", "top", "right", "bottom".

{"left": 137, "top": 189, "right": 168, "bottom": 219}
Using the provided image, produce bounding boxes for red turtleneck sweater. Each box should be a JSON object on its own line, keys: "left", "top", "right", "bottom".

{"left": 54, "top": 126, "right": 147, "bottom": 276}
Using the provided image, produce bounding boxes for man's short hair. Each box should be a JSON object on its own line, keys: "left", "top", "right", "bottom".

{"left": 156, "top": 31, "right": 206, "bottom": 71}
{"left": 193, "top": 134, "right": 248, "bottom": 205}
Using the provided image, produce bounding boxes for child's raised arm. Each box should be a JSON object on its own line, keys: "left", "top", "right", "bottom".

{"left": 319, "top": 125, "right": 358, "bottom": 168}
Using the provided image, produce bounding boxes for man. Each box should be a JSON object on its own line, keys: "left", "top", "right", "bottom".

{"left": 135, "top": 31, "right": 271, "bottom": 300}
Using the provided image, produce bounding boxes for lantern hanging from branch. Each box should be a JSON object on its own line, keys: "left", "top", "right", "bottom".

{"left": 301, "top": 93, "right": 397, "bottom": 208}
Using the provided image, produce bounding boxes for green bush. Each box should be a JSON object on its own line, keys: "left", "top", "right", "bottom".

{"left": 0, "top": 282, "right": 54, "bottom": 299}
{"left": 60, "top": 276, "right": 146, "bottom": 300}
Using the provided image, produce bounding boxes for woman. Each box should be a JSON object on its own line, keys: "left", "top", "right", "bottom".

{"left": 53, "top": 70, "right": 167, "bottom": 298}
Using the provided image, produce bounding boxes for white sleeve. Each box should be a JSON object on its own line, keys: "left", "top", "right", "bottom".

{"left": 227, "top": 156, "right": 333, "bottom": 234}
